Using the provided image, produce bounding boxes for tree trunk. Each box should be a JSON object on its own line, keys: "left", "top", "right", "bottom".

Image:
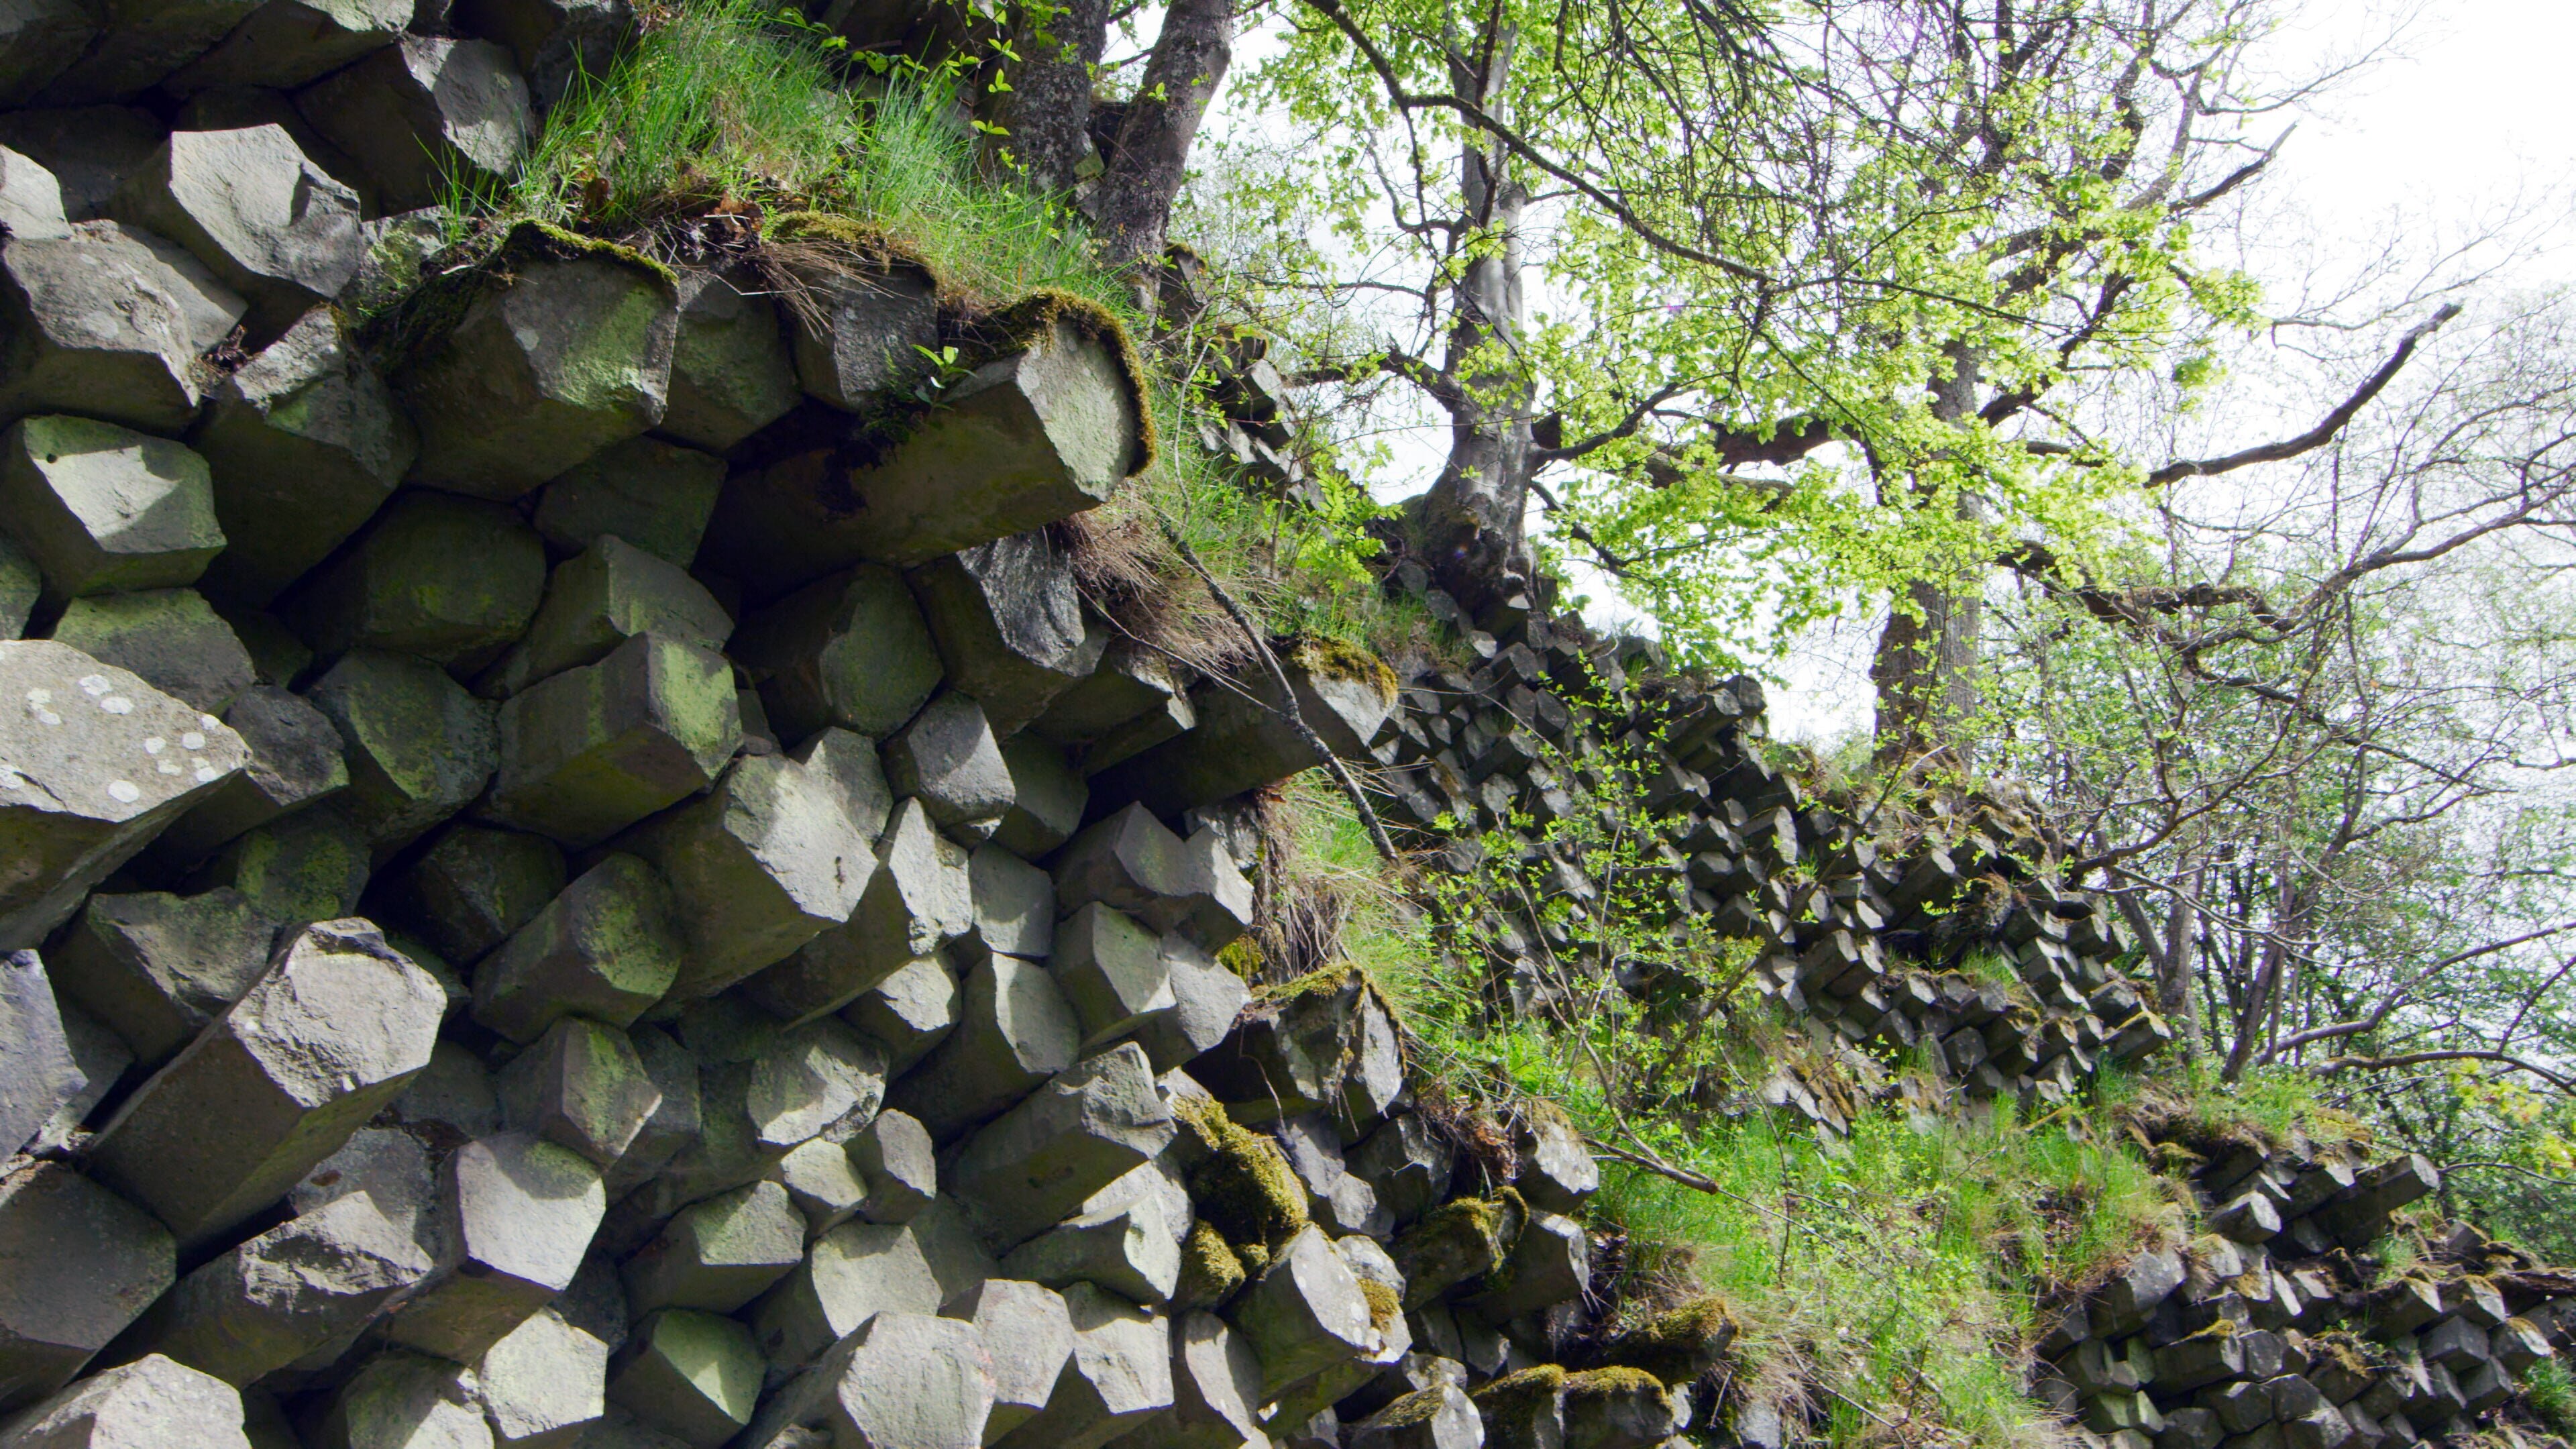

{"left": 1090, "top": 0, "right": 1234, "bottom": 268}
{"left": 981, "top": 0, "right": 1113, "bottom": 193}
{"left": 1411, "top": 32, "right": 1537, "bottom": 611}
{"left": 1870, "top": 345, "right": 1990, "bottom": 769}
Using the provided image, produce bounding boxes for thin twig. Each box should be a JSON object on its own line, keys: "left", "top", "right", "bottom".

{"left": 1156, "top": 518, "right": 1401, "bottom": 861}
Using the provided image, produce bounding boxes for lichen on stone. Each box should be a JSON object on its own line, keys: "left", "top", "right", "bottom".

{"left": 1472, "top": 1364, "right": 1566, "bottom": 1411}
{"left": 1358, "top": 1277, "right": 1401, "bottom": 1333}
{"left": 964, "top": 288, "right": 1158, "bottom": 476}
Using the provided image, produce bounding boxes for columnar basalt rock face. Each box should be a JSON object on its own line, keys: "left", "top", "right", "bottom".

{"left": 0, "top": 56, "right": 2562, "bottom": 1449}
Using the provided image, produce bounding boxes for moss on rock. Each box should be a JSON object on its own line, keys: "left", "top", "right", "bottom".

{"left": 1594, "top": 1295, "right": 1737, "bottom": 1385}
{"left": 1175, "top": 1219, "right": 1247, "bottom": 1309}
{"left": 1171, "top": 1091, "right": 1308, "bottom": 1251}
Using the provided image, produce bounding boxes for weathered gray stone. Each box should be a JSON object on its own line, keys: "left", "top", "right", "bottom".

{"left": 772, "top": 1137, "right": 869, "bottom": 1236}
{"left": 1132, "top": 936, "right": 1248, "bottom": 1075}
{"left": 941, "top": 1279, "right": 1075, "bottom": 1444}
{"left": 0, "top": 13, "right": 93, "bottom": 109}
{"left": 745, "top": 1305, "right": 997, "bottom": 1449}
{"left": 1336, "top": 991, "right": 1402, "bottom": 1143}
{"left": 959, "top": 843, "right": 1053, "bottom": 967}
{"left": 1463, "top": 1212, "right": 1589, "bottom": 1319}
{"left": 1, "top": 1353, "right": 250, "bottom": 1449}
{"left": 909, "top": 531, "right": 1108, "bottom": 737}
{"left": 744, "top": 798, "right": 967, "bottom": 1026}
{"left": 851, "top": 1108, "right": 936, "bottom": 1225}
{"left": 788, "top": 259, "right": 938, "bottom": 412}
{"left": 1559, "top": 1372, "right": 1667, "bottom": 1449}
{"left": 1111, "top": 1309, "right": 1264, "bottom": 1449}
{"left": 208, "top": 603, "right": 309, "bottom": 686}
{"left": 295, "top": 36, "right": 531, "bottom": 213}
{"left": 993, "top": 1283, "right": 1171, "bottom": 1449}
{"left": 1055, "top": 806, "right": 1191, "bottom": 928}
{"left": 0, "top": 223, "right": 246, "bottom": 431}
{"left": 154, "top": 685, "right": 347, "bottom": 863}
{"left": 0, "top": 147, "right": 63, "bottom": 244}
{"left": 107, "top": 125, "right": 360, "bottom": 341}
{"left": 123, "top": 1189, "right": 430, "bottom": 1385}
{"left": 733, "top": 1018, "right": 885, "bottom": 1152}
{"left": 606, "top": 1310, "right": 760, "bottom": 1449}
{"left": 602, "top": 1026, "right": 698, "bottom": 1201}
{"left": 473, "top": 853, "right": 684, "bottom": 1040}
{"left": 498, "top": 1016, "right": 664, "bottom": 1167}
{"left": 480, "top": 537, "right": 733, "bottom": 700}
{"left": 195, "top": 325, "right": 409, "bottom": 606}
{"left": 533, "top": 439, "right": 724, "bottom": 569}
{"left": 1342, "top": 1350, "right": 1466, "bottom": 1426}
{"left": 992, "top": 735, "right": 1084, "bottom": 859}
{"left": 27, "top": 0, "right": 260, "bottom": 102}
{"left": 888, "top": 692, "right": 1015, "bottom": 842}
{"left": 830, "top": 319, "right": 1142, "bottom": 566}
{"left": 32, "top": 995, "right": 127, "bottom": 1153}
{"left": 190, "top": 800, "right": 372, "bottom": 922}
{"left": 0, "top": 951, "right": 79, "bottom": 1160}
{"left": 1094, "top": 645, "right": 1397, "bottom": 817}
{"left": 448, "top": 0, "right": 631, "bottom": 110}
{"left": 87, "top": 919, "right": 441, "bottom": 1248}
{"left": 948, "top": 1044, "right": 1178, "bottom": 1253}
{"left": 0, "top": 1161, "right": 174, "bottom": 1412}
{"left": 1032, "top": 639, "right": 1189, "bottom": 748}
{"left": 392, "top": 225, "right": 677, "bottom": 499}
{"left": 0, "top": 643, "right": 248, "bottom": 946}
{"left": 2092, "top": 1248, "right": 2186, "bottom": 1335}
{"left": 288, "top": 492, "right": 546, "bottom": 670}
{"left": 732, "top": 565, "right": 943, "bottom": 745}
{"left": 0, "top": 108, "right": 158, "bottom": 222}
{"left": 749, "top": 1212, "right": 992, "bottom": 1371}
{"left": 0, "top": 417, "right": 221, "bottom": 600}
{"left": 1512, "top": 1112, "right": 1596, "bottom": 1216}
{"left": 46, "top": 888, "right": 274, "bottom": 1067}
{"left": 1348, "top": 1115, "right": 1454, "bottom": 1228}
{"left": 1193, "top": 966, "right": 1363, "bottom": 1128}
{"left": 623, "top": 1179, "right": 804, "bottom": 1316}
{"left": 841, "top": 955, "right": 957, "bottom": 1075}
{"left": 49, "top": 588, "right": 254, "bottom": 714}
{"left": 165, "top": 0, "right": 412, "bottom": 95}
{"left": 1000, "top": 1189, "right": 1182, "bottom": 1309}
{"left": 1053, "top": 904, "right": 1173, "bottom": 1053}
{"left": 306, "top": 648, "right": 499, "bottom": 856}
{"left": 191, "top": 309, "right": 414, "bottom": 608}
{"left": 317, "top": 1350, "right": 490, "bottom": 1449}
{"left": 564, "top": 1408, "right": 690, "bottom": 1449}
{"left": 656, "top": 266, "right": 796, "bottom": 452}
{"left": 482, "top": 633, "right": 741, "bottom": 849}
{"left": 0, "top": 537, "right": 36, "bottom": 641}
{"left": 1277, "top": 1116, "right": 1385, "bottom": 1239}
{"left": 384, "top": 1132, "right": 606, "bottom": 1362}
{"left": 622, "top": 728, "right": 888, "bottom": 1001}
{"left": 1351, "top": 1384, "right": 1482, "bottom": 1449}
{"left": 888, "top": 956, "right": 1080, "bottom": 1142}
{"left": 393, "top": 824, "right": 566, "bottom": 966}
{"left": 475, "top": 1306, "right": 610, "bottom": 1448}
{"left": 292, "top": 1124, "right": 439, "bottom": 1264}
{"left": 1172, "top": 829, "right": 1255, "bottom": 953}
{"left": 1230, "top": 1226, "right": 1377, "bottom": 1396}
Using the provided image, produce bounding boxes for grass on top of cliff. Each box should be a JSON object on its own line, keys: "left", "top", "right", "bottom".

{"left": 454, "top": 0, "right": 1126, "bottom": 315}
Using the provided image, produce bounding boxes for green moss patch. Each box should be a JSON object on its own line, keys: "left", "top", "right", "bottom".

{"left": 1172, "top": 1092, "right": 1309, "bottom": 1251}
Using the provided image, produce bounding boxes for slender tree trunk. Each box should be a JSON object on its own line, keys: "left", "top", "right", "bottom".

{"left": 981, "top": 0, "right": 1113, "bottom": 193}
{"left": 1872, "top": 344, "right": 1988, "bottom": 768}
{"left": 1091, "top": 0, "right": 1233, "bottom": 267}
{"left": 2159, "top": 858, "right": 2204, "bottom": 1059}
{"left": 1412, "top": 32, "right": 1537, "bottom": 610}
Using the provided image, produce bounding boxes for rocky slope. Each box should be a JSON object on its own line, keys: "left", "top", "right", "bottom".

{"left": 0, "top": 5, "right": 2564, "bottom": 1449}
